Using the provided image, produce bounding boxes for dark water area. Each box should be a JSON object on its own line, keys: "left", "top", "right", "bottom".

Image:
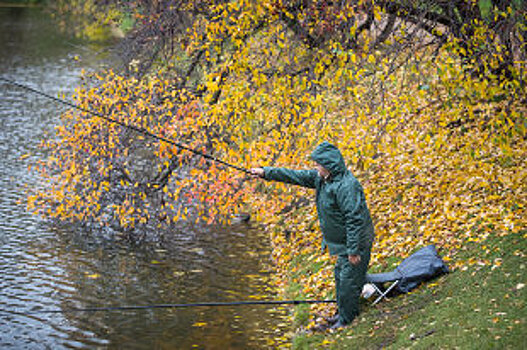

{"left": 0, "top": 6, "right": 287, "bottom": 349}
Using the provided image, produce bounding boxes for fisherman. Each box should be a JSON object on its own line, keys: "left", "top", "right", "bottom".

{"left": 250, "top": 141, "right": 374, "bottom": 329}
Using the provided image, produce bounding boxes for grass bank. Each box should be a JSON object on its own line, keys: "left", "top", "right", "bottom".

{"left": 288, "top": 231, "right": 526, "bottom": 349}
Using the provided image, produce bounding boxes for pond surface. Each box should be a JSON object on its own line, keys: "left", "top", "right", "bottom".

{"left": 0, "top": 6, "right": 287, "bottom": 349}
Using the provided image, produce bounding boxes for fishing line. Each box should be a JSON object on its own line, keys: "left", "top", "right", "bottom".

{"left": 1, "top": 299, "right": 336, "bottom": 316}
{"left": 0, "top": 76, "right": 251, "bottom": 174}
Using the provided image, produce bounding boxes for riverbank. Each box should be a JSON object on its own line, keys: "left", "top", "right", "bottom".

{"left": 285, "top": 230, "right": 525, "bottom": 348}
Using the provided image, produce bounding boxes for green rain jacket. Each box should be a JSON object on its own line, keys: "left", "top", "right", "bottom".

{"left": 263, "top": 141, "right": 374, "bottom": 257}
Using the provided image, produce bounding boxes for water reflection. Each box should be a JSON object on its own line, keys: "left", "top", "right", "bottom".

{"left": 0, "top": 6, "right": 287, "bottom": 349}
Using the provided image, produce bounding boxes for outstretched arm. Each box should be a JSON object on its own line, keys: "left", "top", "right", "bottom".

{"left": 250, "top": 167, "right": 317, "bottom": 189}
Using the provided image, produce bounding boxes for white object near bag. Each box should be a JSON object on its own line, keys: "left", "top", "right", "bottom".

{"left": 361, "top": 283, "right": 375, "bottom": 299}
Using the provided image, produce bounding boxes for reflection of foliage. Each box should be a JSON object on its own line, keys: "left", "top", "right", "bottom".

{"left": 32, "top": 0, "right": 525, "bottom": 306}
{"left": 48, "top": 0, "right": 129, "bottom": 41}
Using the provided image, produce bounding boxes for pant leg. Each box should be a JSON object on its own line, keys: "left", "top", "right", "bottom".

{"left": 335, "top": 255, "right": 359, "bottom": 324}
{"left": 336, "top": 248, "right": 372, "bottom": 325}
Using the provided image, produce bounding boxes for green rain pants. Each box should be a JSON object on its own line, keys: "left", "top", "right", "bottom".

{"left": 334, "top": 246, "right": 371, "bottom": 325}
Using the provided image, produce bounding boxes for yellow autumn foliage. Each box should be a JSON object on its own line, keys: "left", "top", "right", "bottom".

{"left": 30, "top": 0, "right": 526, "bottom": 317}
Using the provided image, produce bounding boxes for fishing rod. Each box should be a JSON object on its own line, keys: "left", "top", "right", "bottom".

{"left": 1, "top": 299, "right": 336, "bottom": 316}
{"left": 0, "top": 79, "right": 340, "bottom": 318}
{"left": 0, "top": 76, "right": 251, "bottom": 174}
{"left": 0, "top": 80, "right": 338, "bottom": 316}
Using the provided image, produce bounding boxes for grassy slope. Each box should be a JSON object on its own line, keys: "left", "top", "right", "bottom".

{"left": 291, "top": 231, "right": 526, "bottom": 349}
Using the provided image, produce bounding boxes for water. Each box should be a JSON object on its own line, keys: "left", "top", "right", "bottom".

{"left": 0, "top": 6, "right": 287, "bottom": 349}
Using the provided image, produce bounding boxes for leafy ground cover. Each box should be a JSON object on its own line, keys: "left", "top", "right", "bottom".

{"left": 285, "top": 231, "right": 526, "bottom": 349}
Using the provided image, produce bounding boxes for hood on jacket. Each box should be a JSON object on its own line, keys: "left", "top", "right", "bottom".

{"left": 311, "top": 141, "right": 347, "bottom": 176}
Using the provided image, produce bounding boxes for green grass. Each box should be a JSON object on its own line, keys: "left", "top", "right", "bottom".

{"left": 285, "top": 254, "right": 331, "bottom": 329}
{"left": 290, "top": 232, "right": 526, "bottom": 349}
